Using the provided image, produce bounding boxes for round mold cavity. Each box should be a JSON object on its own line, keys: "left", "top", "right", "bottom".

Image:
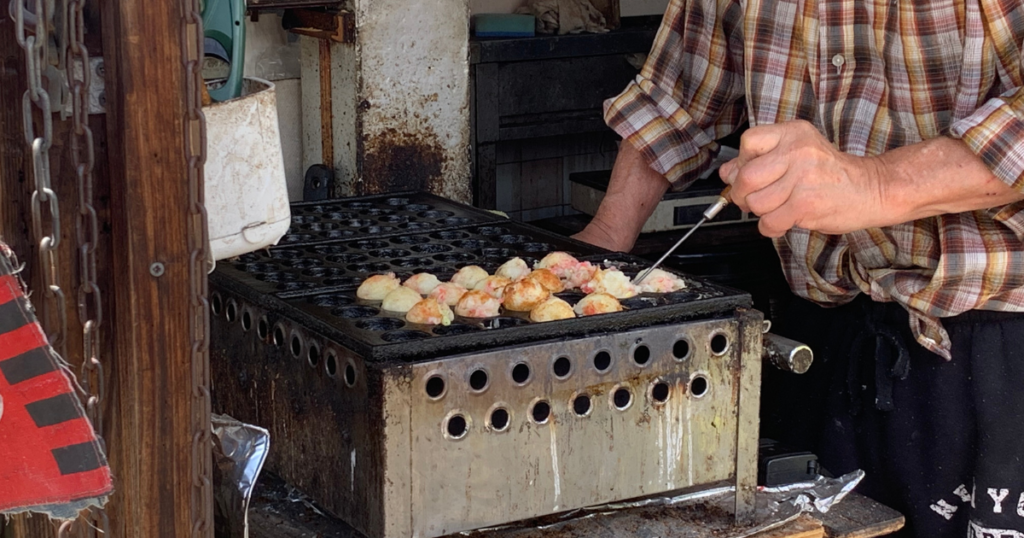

{"left": 451, "top": 239, "right": 490, "bottom": 250}
{"left": 482, "top": 317, "right": 528, "bottom": 330}
{"left": 551, "top": 356, "right": 573, "bottom": 380}
{"left": 572, "top": 392, "right": 593, "bottom": 417}
{"left": 308, "top": 294, "right": 354, "bottom": 307}
{"left": 400, "top": 222, "right": 435, "bottom": 231}
{"left": 303, "top": 267, "right": 348, "bottom": 278}
{"left": 673, "top": 338, "right": 692, "bottom": 361}
{"left": 347, "top": 262, "right": 393, "bottom": 273}
{"left": 360, "top": 226, "right": 397, "bottom": 235}
{"left": 301, "top": 222, "right": 340, "bottom": 232}
{"left": 391, "top": 235, "right": 431, "bottom": 245}
{"left": 368, "top": 248, "right": 412, "bottom": 259}
{"left": 520, "top": 242, "right": 554, "bottom": 253}
{"left": 611, "top": 386, "right": 633, "bottom": 411}
{"left": 311, "top": 204, "right": 343, "bottom": 213}
{"left": 468, "top": 368, "right": 489, "bottom": 392}
{"left": 288, "top": 258, "right": 324, "bottom": 269}
{"left": 280, "top": 233, "right": 315, "bottom": 244}
{"left": 238, "top": 262, "right": 278, "bottom": 274}
{"left": 621, "top": 297, "right": 660, "bottom": 310}
{"left": 326, "top": 253, "right": 369, "bottom": 264}
{"left": 343, "top": 201, "right": 374, "bottom": 209}
{"left": 592, "top": 350, "right": 613, "bottom": 373}
{"left": 632, "top": 344, "right": 652, "bottom": 367}
{"left": 323, "top": 277, "right": 362, "bottom": 287}
{"left": 424, "top": 373, "right": 447, "bottom": 399}
{"left": 277, "top": 281, "right": 318, "bottom": 291}
{"left": 418, "top": 210, "right": 454, "bottom": 219}
{"left": 236, "top": 253, "right": 261, "bottom": 263}
{"left": 325, "top": 211, "right": 358, "bottom": 220}
{"left": 710, "top": 332, "right": 730, "bottom": 356}
{"left": 496, "top": 234, "right": 531, "bottom": 244}
{"left": 431, "top": 230, "right": 469, "bottom": 241}
{"left": 364, "top": 208, "right": 395, "bottom": 216}
{"left": 649, "top": 379, "right": 671, "bottom": 405}
{"left": 269, "top": 249, "right": 303, "bottom": 259}
{"left": 662, "top": 291, "right": 701, "bottom": 304}
{"left": 392, "top": 257, "right": 435, "bottom": 269}
{"left": 292, "top": 215, "right": 317, "bottom": 224}
{"left": 379, "top": 215, "right": 409, "bottom": 225}
{"left": 255, "top": 271, "right": 300, "bottom": 283}
{"left": 480, "top": 247, "right": 517, "bottom": 259}
{"left": 355, "top": 318, "right": 404, "bottom": 331}
{"left": 353, "top": 239, "right": 390, "bottom": 250}
{"left": 403, "top": 203, "right": 432, "bottom": 211}
{"left": 510, "top": 362, "right": 531, "bottom": 385}
{"left": 432, "top": 324, "right": 480, "bottom": 336}
{"left": 555, "top": 292, "right": 585, "bottom": 305}
{"left": 311, "top": 244, "right": 348, "bottom": 255}
{"left": 411, "top": 243, "right": 452, "bottom": 254}
{"left": 324, "top": 230, "right": 357, "bottom": 239}
{"left": 441, "top": 217, "right": 471, "bottom": 226}
{"left": 433, "top": 252, "right": 476, "bottom": 264}
{"left": 384, "top": 197, "right": 410, "bottom": 206}
{"left": 380, "top": 330, "right": 430, "bottom": 342}
{"left": 345, "top": 219, "right": 375, "bottom": 228}
{"left": 475, "top": 226, "right": 508, "bottom": 236}
{"left": 334, "top": 306, "right": 380, "bottom": 319}
{"left": 530, "top": 399, "right": 552, "bottom": 424}
{"left": 444, "top": 412, "right": 470, "bottom": 440}
{"left": 689, "top": 374, "right": 710, "bottom": 398}
{"left": 487, "top": 405, "right": 511, "bottom": 433}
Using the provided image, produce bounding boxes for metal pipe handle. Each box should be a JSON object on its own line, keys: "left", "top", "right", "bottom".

{"left": 762, "top": 333, "right": 814, "bottom": 374}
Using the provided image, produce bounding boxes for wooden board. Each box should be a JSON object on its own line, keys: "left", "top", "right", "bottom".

{"left": 820, "top": 493, "right": 905, "bottom": 538}
{"left": 753, "top": 515, "right": 824, "bottom": 538}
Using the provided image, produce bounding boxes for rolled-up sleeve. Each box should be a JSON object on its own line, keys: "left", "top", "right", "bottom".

{"left": 950, "top": 88, "right": 1024, "bottom": 191}
{"left": 603, "top": 0, "right": 747, "bottom": 189}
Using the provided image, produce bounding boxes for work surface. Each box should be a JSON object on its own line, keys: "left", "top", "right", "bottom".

{"left": 247, "top": 473, "right": 904, "bottom": 538}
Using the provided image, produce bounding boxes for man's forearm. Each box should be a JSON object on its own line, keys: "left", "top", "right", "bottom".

{"left": 880, "top": 137, "right": 1024, "bottom": 225}
{"left": 572, "top": 141, "right": 671, "bottom": 252}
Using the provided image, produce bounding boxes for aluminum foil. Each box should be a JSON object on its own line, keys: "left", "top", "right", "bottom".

{"left": 212, "top": 414, "right": 270, "bottom": 538}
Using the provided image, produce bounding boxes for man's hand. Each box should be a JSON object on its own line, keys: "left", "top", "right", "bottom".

{"left": 718, "top": 120, "right": 889, "bottom": 238}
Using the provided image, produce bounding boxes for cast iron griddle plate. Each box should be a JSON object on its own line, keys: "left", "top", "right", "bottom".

{"left": 217, "top": 222, "right": 595, "bottom": 299}
{"left": 282, "top": 191, "right": 506, "bottom": 245}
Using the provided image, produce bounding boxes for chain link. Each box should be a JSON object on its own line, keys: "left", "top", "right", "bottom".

{"left": 181, "top": 0, "right": 213, "bottom": 533}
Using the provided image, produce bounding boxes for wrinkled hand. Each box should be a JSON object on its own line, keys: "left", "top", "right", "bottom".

{"left": 718, "top": 120, "right": 888, "bottom": 238}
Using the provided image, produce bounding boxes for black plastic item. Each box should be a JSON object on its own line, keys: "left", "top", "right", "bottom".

{"left": 758, "top": 438, "right": 823, "bottom": 487}
{"left": 303, "top": 164, "right": 335, "bottom": 201}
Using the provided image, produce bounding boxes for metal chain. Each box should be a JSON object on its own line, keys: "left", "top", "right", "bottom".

{"left": 13, "top": 0, "right": 68, "bottom": 362}
{"left": 64, "top": 0, "right": 108, "bottom": 534}
{"left": 181, "top": 0, "right": 213, "bottom": 533}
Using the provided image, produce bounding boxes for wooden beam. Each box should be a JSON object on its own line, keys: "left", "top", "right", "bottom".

{"left": 283, "top": 9, "right": 355, "bottom": 44}
{"left": 99, "top": 0, "right": 211, "bottom": 535}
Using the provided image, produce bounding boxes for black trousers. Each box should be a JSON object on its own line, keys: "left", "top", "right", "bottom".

{"left": 762, "top": 296, "right": 1024, "bottom": 538}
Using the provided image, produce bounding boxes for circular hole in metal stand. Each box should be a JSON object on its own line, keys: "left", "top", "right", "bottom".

{"left": 552, "top": 357, "right": 572, "bottom": 379}
{"left": 326, "top": 351, "right": 338, "bottom": 377}
{"left": 425, "top": 375, "right": 446, "bottom": 399}
{"left": 446, "top": 415, "right": 468, "bottom": 439}
{"left": 469, "top": 369, "right": 489, "bottom": 392}
{"left": 490, "top": 408, "right": 510, "bottom": 432}
{"left": 673, "top": 339, "right": 691, "bottom": 360}
{"left": 651, "top": 381, "right": 670, "bottom": 404}
{"left": 633, "top": 345, "right": 651, "bottom": 366}
{"left": 511, "top": 363, "right": 531, "bottom": 385}
{"left": 612, "top": 387, "right": 632, "bottom": 410}
{"left": 531, "top": 400, "right": 551, "bottom": 424}
{"left": 690, "top": 375, "right": 710, "bottom": 398}
{"left": 257, "top": 316, "right": 269, "bottom": 340}
{"left": 710, "top": 333, "right": 729, "bottom": 355}
{"left": 593, "top": 351, "right": 612, "bottom": 373}
{"left": 344, "top": 361, "right": 357, "bottom": 387}
{"left": 308, "top": 342, "right": 321, "bottom": 368}
{"left": 573, "top": 394, "right": 592, "bottom": 417}
{"left": 241, "top": 310, "right": 253, "bottom": 331}
{"left": 273, "top": 324, "right": 286, "bottom": 347}
{"left": 211, "top": 293, "right": 223, "bottom": 315}
{"left": 290, "top": 332, "right": 303, "bottom": 358}
{"left": 225, "top": 300, "right": 238, "bottom": 322}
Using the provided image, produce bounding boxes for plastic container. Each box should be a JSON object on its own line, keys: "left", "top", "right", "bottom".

{"left": 204, "top": 77, "right": 291, "bottom": 261}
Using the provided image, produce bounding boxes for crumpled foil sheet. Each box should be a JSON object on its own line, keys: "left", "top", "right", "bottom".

{"left": 462, "top": 471, "right": 865, "bottom": 538}
{"left": 212, "top": 414, "right": 270, "bottom": 538}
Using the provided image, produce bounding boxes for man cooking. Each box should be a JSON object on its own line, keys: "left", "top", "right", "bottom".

{"left": 571, "top": 0, "right": 1024, "bottom": 536}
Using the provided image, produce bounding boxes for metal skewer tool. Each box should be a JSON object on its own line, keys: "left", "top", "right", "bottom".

{"left": 632, "top": 185, "right": 733, "bottom": 285}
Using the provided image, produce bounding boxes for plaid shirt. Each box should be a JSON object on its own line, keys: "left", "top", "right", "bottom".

{"left": 605, "top": 0, "right": 1024, "bottom": 359}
